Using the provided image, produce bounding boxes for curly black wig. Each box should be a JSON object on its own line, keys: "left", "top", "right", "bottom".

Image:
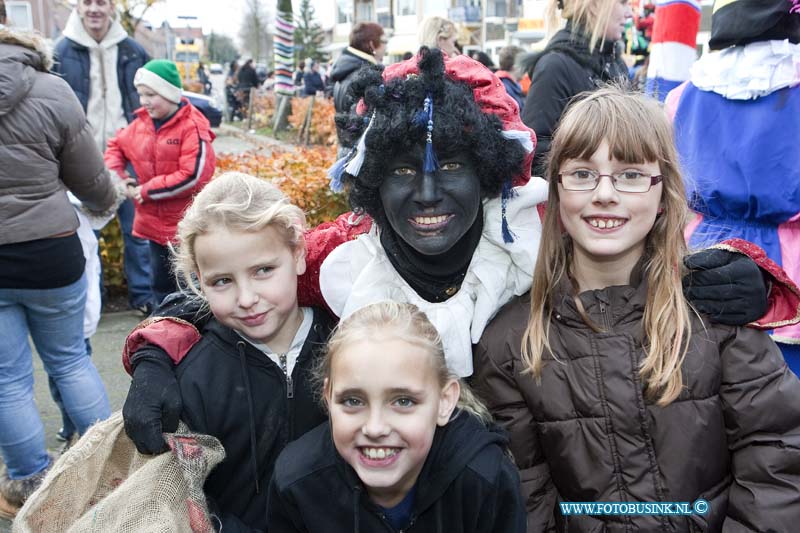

{"left": 334, "top": 48, "right": 528, "bottom": 231}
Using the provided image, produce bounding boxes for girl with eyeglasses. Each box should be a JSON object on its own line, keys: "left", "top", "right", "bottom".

{"left": 473, "top": 87, "right": 800, "bottom": 532}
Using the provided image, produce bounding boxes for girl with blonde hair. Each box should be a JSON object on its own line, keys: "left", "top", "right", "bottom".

{"left": 151, "top": 171, "right": 336, "bottom": 531}
{"left": 268, "top": 301, "right": 525, "bottom": 532}
{"left": 474, "top": 87, "right": 800, "bottom": 532}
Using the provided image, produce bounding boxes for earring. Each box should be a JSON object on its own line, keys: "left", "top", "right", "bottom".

{"left": 657, "top": 206, "right": 665, "bottom": 215}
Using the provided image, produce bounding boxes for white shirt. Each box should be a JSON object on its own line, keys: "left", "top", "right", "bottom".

{"left": 238, "top": 307, "right": 314, "bottom": 377}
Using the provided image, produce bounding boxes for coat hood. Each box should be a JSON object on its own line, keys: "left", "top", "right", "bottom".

{"left": 0, "top": 26, "right": 52, "bottom": 115}
{"left": 0, "top": 25, "right": 52, "bottom": 70}
{"left": 412, "top": 410, "right": 508, "bottom": 513}
{"left": 62, "top": 8, "right": 128, "bottom": 50}
{"left": 329, "top": 47, "right": 375, "bottom": 83}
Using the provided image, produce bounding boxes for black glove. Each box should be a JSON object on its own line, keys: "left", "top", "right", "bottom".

{"left": 153, "top": 290, "right": 210, "bottom": 328}
{"left": 122, "top": 347, "right": 182, "bottom": 454}
{"left": 682, "top": 249, "right": 768, "bottom": 326}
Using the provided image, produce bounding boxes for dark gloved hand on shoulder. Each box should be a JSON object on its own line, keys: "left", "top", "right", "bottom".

{"left": 682, "top": 248, "right": 768, "bottom": 326}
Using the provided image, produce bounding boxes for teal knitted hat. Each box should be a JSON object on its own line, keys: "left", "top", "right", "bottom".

{"left": 134, "top": 59, "right": 183, "bottom": 103}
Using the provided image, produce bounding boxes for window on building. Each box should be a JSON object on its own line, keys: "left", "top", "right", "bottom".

{"left": 397, "top": 0, "right": 416, "bottom": 16}
{"left": 356, "top": 0, "right": 373, "bottom": 21}
{"left": 7, "top": 1, "right": 33, "bottom": 31}
{"left": 337, "top": 0, "right": 353, "bottom": 24}
{"left": 487, "top": 0, "right": 508, "bottom": 17}
{"left": 425, "top": 0, "right": 450, "bottom": 14}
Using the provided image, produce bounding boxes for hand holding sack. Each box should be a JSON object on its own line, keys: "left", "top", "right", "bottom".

{"left": 13, "top": 412, "right": 224, "bottom": 533}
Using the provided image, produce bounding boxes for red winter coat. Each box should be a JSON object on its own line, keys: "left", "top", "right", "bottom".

{"left": 105, "top": 98, "right": 216, "bottom": 245}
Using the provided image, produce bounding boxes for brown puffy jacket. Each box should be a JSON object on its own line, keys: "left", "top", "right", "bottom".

{"left": 473, "top": 273, "right": 800, "bottom": 533}
{"left": 0, "top": 26, "right": 115, "bottom": 245}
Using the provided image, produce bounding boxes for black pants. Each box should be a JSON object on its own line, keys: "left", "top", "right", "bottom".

{"left": 148, "top": 241, "right": 178, "bottom": 309}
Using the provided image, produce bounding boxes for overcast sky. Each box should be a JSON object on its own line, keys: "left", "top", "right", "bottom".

{"left": 145, "top": 0, "right": 336, "bottom": 40}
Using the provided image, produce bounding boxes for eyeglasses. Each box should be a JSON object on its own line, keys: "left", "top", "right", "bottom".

{"left": 380, "top": 38, "right": 388, "bottom": 44}
{"left": 558, "top": 170, "right": 663, "bottom": 193}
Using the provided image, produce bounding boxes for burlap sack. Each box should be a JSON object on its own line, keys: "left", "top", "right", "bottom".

{"left": 13, "top": 411, "right": 225, "bottom": 533}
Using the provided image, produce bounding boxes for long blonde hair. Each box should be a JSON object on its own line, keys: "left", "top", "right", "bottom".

{"left": 172, "top": 171, "right": 306, "bottom": 299}
{"left": 545, "top": 0, "right": 623, "bottom": 50}
{"left": 319, "top": 301, "right": 492, "bottom": 423}
{"left": 522, "top": 87, "right": 693, "bottom": 406}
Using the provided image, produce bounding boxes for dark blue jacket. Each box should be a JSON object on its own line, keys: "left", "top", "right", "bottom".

{"left": 52, "top": 36, "right": 149, "bottom": 123}
{"left": 302, "top": 71, "right": 325, "bottom": 96}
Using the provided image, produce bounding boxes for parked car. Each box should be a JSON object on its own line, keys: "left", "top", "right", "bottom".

{"left": 183, "top": 90, "right": 223, "bottom": 127}
{"left": 209, "top": 62, "right": 224, "bottom": 75}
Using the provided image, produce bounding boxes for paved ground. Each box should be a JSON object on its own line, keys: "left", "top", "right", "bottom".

{"left": 0, "top": 310, "right": 142, "bottom": 531}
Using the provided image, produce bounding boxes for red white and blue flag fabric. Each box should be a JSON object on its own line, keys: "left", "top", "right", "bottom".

{"left": 645, "top": 0, "right": 701, "bottom": 100}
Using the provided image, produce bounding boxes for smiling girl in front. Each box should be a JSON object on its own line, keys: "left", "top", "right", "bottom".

{"left": 267, "top": 301, "right": 525, "bottom": 532}
{"left": 164, "top": 172, "right": 335, "bottom": 531}
{"left": 474, "top": 87, "right": 800, "bottom": 532}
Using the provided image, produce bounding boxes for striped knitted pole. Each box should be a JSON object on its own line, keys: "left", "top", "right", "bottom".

{"left": 645, "top": 0, "right": 701, "bottom": 101}
{"left": 274, "top": 12, "right": 295, "bottom": 96}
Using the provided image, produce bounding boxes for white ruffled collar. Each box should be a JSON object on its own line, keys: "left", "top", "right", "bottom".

{"left": 319, "top": 178, "right": 549, "bottom": 377}
{"left": 690, "top": 39, "right": 800, "bottom": 100}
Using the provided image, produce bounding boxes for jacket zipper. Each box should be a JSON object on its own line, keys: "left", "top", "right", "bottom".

{"left": 278, "top": 353, "right": 294, "bottom": 399}
{"left": 599, "top": 298, "right": 611, "bottom": 331}
{"left": 376, "top": 511, "right": 416, "bottom": 532}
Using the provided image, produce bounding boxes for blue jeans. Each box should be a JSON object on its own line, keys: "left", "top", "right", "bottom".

{"left": 117, "top": 198, "right": 153, "bottom": 308}
{"left": 148, "top": 241, "right": 178, "bottom": 309}
{"left": 46, "top": 336, "right": 91, "bottom": 440}
{"left": 0, "top": 275, "right": 110, "bottom": 479}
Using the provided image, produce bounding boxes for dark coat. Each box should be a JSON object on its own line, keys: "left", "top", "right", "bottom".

{"left": 329, "top": 47, "right": 380, "bottom": 148}
{"left": 0, "top": 27, "right": 115, "bottom": 246}
{"left": 473, "top": 274, "right": 800, "bottom": 533}
{"left": 521, "top": 25, "right": 628, "bottom": 176}
{"left": 237, "top": 64, "right": 260, "bottom": 91}
{"left": 302, "top": 70, "right": 325, "bottom": 96}
{"left": 176, "top": 308, "right": 334, "bottom": 532}
{"left": 496, "top": 71, "right": 525, "bottom": 113}
{"left": 267, "top": 410, "right": 526, "bottom": 533}
{"left": 52, "top": 36, "right": 148, "bottom": 123}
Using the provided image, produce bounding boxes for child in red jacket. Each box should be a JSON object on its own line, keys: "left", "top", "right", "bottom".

{"left": 105, "top": 59, "right": 215, "bottom": 309}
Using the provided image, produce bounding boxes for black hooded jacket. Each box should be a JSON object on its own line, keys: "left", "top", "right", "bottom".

{"left": 176, "top": 307, "right": 335, "bottom": 532}
{"left": 267, "top": 410, "right": 525, "bottom": 533}
{"left": 521, "top": 25, "right": 629, "bottom": 176}
{"left": 329, "top": 47, "right": 382, "bottom": 148}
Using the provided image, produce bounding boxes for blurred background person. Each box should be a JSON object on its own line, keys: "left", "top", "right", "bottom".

{"left": 0, "top": 6, "right": 117, "bottom": 516}
{"left": 52, "top": 0, "right": 152, "bottom": 315}
{"left": 418, "top": 16, "right": 459, "bottom": 57}
{"left": 235, "top": 57, "right": 259, "bottom": 117}
{"left": 302, "top": 60, "right": 325, "bottom": 97}
{"left": 225, "top": 60, "right": 241, "bottom": 120}
{"left": 329, "top": 21, "right": 386, "bottom": 155}
{"left": 521, "top": 0, "right": 632, "bottom": 175}
{"left": 293, "top": 59, "right": 306, "bottom": 91}
{"left": 496, "top": 45, "right": 525, "bottom": 112}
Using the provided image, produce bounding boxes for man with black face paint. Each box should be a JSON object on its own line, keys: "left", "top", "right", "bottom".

{"left": 379, "top": 149, "right": 482, "bottom": 258}
{"left": 318, "top": 49, "right": 550, "bottom": 377}
{"left": 120, "top": 48, "right": 798, "bottom": 455}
